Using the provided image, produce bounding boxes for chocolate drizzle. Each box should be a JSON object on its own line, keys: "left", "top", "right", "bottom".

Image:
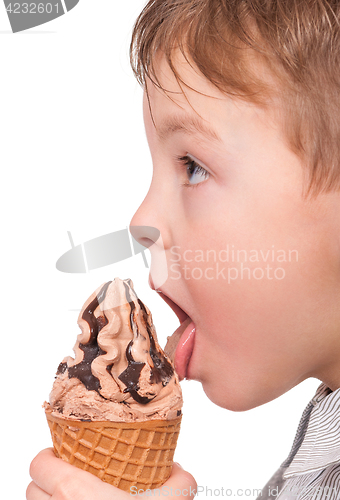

{"left": 67, "top": 281, "right": 112, "bottom": 392}
{"left": 118, "top": 281, "right": 174, "bottom": 404}
{"left": 59, "top": 278, "right": 176, "bottom": 409}
{"left": 118, "top": 340, "right": 152, "bottom": 404}
{"left": 138, "top": 298, "right": 174, "bottom": 386}
{"left": 57, "top": 362, "right": 67, "bottom": 375}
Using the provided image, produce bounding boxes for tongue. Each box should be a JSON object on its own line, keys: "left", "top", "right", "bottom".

{"left": 164, "top": 317, "right": 192, "bottom": 363}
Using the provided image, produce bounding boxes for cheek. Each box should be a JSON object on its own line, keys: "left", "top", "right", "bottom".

{"left": 180, "top": 216, "right": 338, "bottom": 407}
{"left": 169, "top": 166, "right": 339, "bottom": 401}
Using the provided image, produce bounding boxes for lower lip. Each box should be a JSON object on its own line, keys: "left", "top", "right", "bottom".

{"left": 174, "top": 321, "right": 196, "bottom": 381}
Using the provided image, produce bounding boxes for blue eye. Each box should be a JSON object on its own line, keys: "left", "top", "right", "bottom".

{"left": 178, "top": 155, "right": 210, "bottom": 186}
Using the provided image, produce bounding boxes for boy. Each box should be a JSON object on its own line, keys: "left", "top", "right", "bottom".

{"left": 27, "top": 1, "right": 340, "bottom": 499}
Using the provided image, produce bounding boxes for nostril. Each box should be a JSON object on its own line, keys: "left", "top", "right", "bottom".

{"left": 130, "top": 225, "right": 168, "bottom": 289}
{"left": 130, "top": 226, "right": 161, "bottom": 247}
{"left": 139, "top": 237, "right": 155, "bottom": 248}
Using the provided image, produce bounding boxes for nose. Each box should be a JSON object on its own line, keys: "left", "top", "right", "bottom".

{"left": 130, "top": 225, "right": 160, "bottom": 249}
{"left": 130, "top": 184, "right": 171, "bottom": 250}
{"left": 130, "top": 186, "right": 171, "bottom": 289}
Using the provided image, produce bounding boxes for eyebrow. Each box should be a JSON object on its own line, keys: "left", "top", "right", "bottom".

{"left": 156, "top": 114, "right": 222, "bottom": 144}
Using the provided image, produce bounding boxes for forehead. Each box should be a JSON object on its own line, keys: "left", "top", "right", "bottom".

{"left": 143, "top": 51, "right": 276, "bottom": 146}
{"left": 149, "top": 49, "right": 224, "bottom": 99}
{"left": 145, "top": 50, "right": 226, "bottom": 117}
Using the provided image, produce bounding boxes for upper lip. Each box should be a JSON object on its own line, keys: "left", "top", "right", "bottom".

{"left": 149, "top": 275, "right": 189, "bottom": 324}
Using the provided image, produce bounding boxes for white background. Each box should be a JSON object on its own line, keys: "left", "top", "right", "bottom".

{"left": 0, "top": 1, "right": 320, "bottom": 498}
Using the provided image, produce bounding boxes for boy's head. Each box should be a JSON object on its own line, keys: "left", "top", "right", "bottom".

{"left": 131, "top": 0, "right": 340, "bottom": 197}
{"left": 130, "top": 0, "right": 340, "bottom": 411}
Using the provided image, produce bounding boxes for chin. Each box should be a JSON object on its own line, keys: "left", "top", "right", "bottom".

{"left": 201, "top": 380, "right": 269, "bottom": 412}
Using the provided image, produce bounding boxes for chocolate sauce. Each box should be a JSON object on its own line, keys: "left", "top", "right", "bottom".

{"left": 57, "top": 362, "right": 67, "bottom": 375}
{"left": 138, "top": 298, "right": 174, "bottom": 386}
{"left": 119, "top": 340, "right": 153, "bottom": 404}
{"left": 118, "top": 282, "right": 174, "bottom": 405}
{"left": 106, "top": 363, "right": 114, "bottom": 374}
{"left": 61, "top": 279, "right": 174, "bottom": 407}
{"left": 67, "top": 281, "right": 111, "bottom": 392}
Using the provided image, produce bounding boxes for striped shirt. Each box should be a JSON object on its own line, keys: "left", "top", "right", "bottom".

{"left": 258, "top": 383, "right": 340, "bottom": 500}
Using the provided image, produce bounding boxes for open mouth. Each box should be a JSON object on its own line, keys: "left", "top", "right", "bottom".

{"left": 149, "top": 277, "right": 196, "bottom": 381}
{"left": 157, "top": 290, "right": 189, "bottom": 324}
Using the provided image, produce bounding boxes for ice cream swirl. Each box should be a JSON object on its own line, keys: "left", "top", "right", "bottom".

{"left": 48, "top": 278, "right": 182, "bottom": 422}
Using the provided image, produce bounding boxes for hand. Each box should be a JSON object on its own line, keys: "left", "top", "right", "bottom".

{"left": 27, "top": 448, "right": 197, "bottom": 499}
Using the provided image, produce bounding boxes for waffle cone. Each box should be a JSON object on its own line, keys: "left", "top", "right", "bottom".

{"left": 45, "top": 408, "right": 181, "bottom": 493}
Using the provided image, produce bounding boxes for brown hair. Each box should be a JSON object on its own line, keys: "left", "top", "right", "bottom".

{"left": 130, "top": 0, "right": 340, "bottom": 197}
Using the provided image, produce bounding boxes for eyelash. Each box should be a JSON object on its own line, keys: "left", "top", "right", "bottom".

{"left": 176, "top": 155, "right": 209, "bottom": 188}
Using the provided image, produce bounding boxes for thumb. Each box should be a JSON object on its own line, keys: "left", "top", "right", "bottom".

{"left": 161, "top": 462, "right": 197, "bottom": 498}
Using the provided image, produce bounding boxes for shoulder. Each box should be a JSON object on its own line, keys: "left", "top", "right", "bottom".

{"left": 316, "top": 464, "right": 340, "bottom": 497}
{"left": 279, "top": 463, "right": 340, "bottom": 500}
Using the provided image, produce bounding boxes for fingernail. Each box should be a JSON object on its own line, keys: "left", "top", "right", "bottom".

{"left": 174, "top": 462, "right": 183, "bottom": 469}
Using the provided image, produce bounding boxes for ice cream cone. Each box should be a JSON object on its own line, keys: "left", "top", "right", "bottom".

{"left": 45, "top": 408, "right": 181, "bottom": 493}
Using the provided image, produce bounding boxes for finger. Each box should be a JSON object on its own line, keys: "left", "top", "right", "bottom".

{"left": 26, "top": 481, "right": 51, "bottom": 500}
{"left": 30, "top": 448, "right": 65, "bottom": 494}
{"left": 30, "top": 448, "right": 95, "bottom": 495}
{"left": 162, "top": 463, "right": 197, "bottom": 499}
{"left": 29, "top": 448, "right": 131, "bottom": 499}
